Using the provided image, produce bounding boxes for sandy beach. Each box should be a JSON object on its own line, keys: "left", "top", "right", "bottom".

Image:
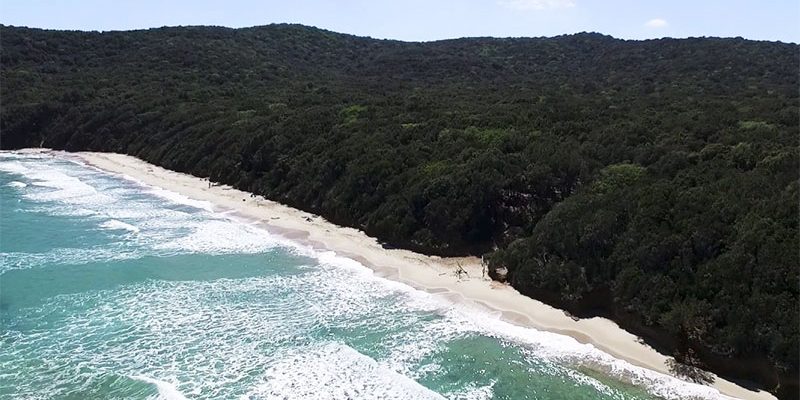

{"left": 68, "top": 150, "right": 774, "bottom": 400}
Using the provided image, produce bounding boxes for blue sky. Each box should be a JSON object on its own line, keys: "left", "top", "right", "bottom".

{"left": 2, "top": 0, "right": 798, "bottom": 42}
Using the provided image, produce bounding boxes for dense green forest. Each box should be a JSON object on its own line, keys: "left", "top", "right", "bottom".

{"left": 1, "top": 24, "right": 797, "bottom": 398}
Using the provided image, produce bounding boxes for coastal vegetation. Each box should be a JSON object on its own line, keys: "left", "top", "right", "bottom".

{"left": 1, "top": 24, "right": 797, "bottom": 398}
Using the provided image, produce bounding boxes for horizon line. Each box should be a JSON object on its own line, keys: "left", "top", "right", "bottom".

{"left": 1, "top": 22, "right": 797, "bottom": 45}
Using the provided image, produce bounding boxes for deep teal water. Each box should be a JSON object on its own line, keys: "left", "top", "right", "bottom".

{"left": 0, "top": 152, "right": 724, "bottom": 399}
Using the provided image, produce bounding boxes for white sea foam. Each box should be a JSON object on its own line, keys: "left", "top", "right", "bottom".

{"left": 0, "top": 160, "right": 31, "bottom": 174}
{"left": 130, "top": 375, "right": 188, "bottom": 400}
{"left": 448, "top": 380, "right": 496, "bottom": 400}
{"left": 2, "top": 247, "right": 729, "bottom": 400}
{"left": 0, "top": 246, "right": 149, "bottom": 274}
{"left": 462, "top": 312, "right": 730, "bottom": 399}
{"left": 7, "top": 181, "right": 27, "bottom": 188}
{"left": 150, "top": 219, "right": 280, "bottom": 255}
{"left": 147, "top": 186, "right": 215, "bottom": 212}
{"left": 23, "top": 168, "right": 115, "bottom": 206}
{"left": 100, "top": 219, "right": 140, "bottom": 234}
{"left": 248, "top": 342, "right": 445, "bottom": 400}
{"left": 0, "top": 149, "right": 50, "bottom": 159}
{"left": 1, "top": 153, "right": 287, "bottom": 260}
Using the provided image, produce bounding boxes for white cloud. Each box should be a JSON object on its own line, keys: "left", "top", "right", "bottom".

{"left": 644, "top": 18, "right": 669, "bottom": 28}
{"left": 498, "top": 0, "right": 576, "bottom": 10}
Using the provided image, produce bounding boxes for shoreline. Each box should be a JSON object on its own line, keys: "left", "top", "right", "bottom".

{"left": 48, "top": 149, "right": 773, "bottom": 400}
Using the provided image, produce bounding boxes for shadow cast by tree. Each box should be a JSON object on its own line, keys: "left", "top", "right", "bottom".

{"left": 667, "top": 349, "right": 715, "bottom": 385}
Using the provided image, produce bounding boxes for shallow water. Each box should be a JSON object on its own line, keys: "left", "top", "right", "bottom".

{"left": 0, "top": 151, "right": 726, "bottom": 399}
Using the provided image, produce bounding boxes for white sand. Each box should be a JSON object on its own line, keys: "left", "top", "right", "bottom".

{"left": 71, "top": 150, "right": 774, "bottom": 400}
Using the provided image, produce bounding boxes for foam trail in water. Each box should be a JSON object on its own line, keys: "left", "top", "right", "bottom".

{"left": 7, "top": 181, "right": 27, "bottom": 188}
{"left": 130, "top": 375, "right": 188, "bottom": 400}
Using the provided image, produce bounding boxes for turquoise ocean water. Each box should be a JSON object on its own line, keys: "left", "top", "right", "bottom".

{"left": 0, "top": 151, "right": 727, "bottom": 399}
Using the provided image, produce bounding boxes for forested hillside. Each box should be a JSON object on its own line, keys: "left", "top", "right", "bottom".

{"left": 1, "top": 24, "right": 797, "bottom": 398}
